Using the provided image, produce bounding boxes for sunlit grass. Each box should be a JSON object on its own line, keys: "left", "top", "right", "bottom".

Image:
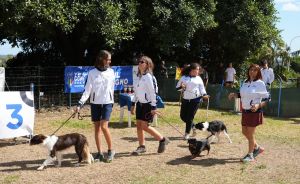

{"left": 2, "top": 175, "right": 20, "bottom": 184}
{"left": 49, "top": 103, "right": 300, "bottom": 145}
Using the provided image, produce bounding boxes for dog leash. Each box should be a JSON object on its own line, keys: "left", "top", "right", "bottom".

{"left": 146, "top": 111, "right": 185, "bottom": 136}
{"left": 205, "top": 98, "right": 210, "bottom": 121}
{"left": 50, "top": 112, "right": 76, "bottom": 135}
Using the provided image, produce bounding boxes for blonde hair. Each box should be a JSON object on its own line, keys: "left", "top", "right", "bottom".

{"left": 137, "top": 56, "right": 154, "bottom": 76}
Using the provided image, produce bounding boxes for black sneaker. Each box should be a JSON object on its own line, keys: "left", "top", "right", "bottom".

{"left": 253, "top": 146, "right": 264, "bottom": 158}
{"left": 94, "top": 152, "right": 104, "bottom": 162}
{"left": 132, "top": 145, "right": 146, "bottom": 156}
{"left": 106, "top": 150, "right": 115, "bottom": 163}
{"left": 157, "top": 137, "right": 170, "bottom": 153}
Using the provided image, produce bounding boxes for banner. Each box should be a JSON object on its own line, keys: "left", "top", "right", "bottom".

{"left": 64, "top": 66, "right": 94, "bottom": 93}
{"left": 0, "top": 67, "right": 4, "bottom": 91}
{"left": 0, "top": 91, "right": 35, "bottom": 139}
{"left": 64, "top": 66, "right": 136, "bottom": 93}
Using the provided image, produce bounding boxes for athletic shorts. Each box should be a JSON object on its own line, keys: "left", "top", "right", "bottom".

{"left": 241, "top": 111, "right": 263, "bottom": 127}
{"left": 91, "top": 103, "right": 113, "bottom": 122}
{"left": 136, "top": 102, "right": 153, "bottom": 123}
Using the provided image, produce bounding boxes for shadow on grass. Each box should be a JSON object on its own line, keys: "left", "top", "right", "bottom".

{"left": 0, "top": 137, "right": 30, "bottom": 148}
{"left": 121, "top": 136, "right": 185, "bottom": 142}
{"left": 109, "top": 121, "right": 135, "bottom": 129}
{"left": 289, "top": 118, "right": 300, "bottom": 125}
{"left": 0, "top": 153, "right": 88, "bottom": 172}
{"left": 114, "top": 151, "right": 159, "bottom": 158}
{"left": 166, "top": 155, "right": 240, "bottom": 167}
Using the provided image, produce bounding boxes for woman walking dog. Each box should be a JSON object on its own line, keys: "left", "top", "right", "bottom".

{"left": 176, "top": 63, "right": 209, "bottom": 140}
{"left": 75, "top": 50, "right": 115, "bottom": 162}
{"left": 130, "top": 55, "right": 170, "bottom": 155}
{"left": 228, "top": 64, "right": 270, "bottom": 162}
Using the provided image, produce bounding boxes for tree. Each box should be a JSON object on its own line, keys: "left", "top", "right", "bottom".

{"left": 0, "top": 0, "right": 139, "bottom": 65}
{"left": 191, "top": 0, "right": 281, "bottom": 68}
{"left": 114, "top": 0, "right": 217, "bottom": 65}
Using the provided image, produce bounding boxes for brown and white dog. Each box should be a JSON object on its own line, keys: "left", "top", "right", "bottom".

{"left": 30, "top": 133, "right": 94, "bottom": 170}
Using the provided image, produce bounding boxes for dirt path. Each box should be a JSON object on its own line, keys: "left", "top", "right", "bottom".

{"left": 1, "top": 108, "right": 300, "bottom": 184}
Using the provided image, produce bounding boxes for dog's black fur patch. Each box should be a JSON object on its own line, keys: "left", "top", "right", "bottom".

{"left": 195, "top": 120, "right": 228, "bottom": 135}
{"left": 188, "top": 138, "right": 210, "bottom": 158}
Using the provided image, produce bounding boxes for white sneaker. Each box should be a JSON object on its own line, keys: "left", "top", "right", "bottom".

{"left": 184, "top": 133, "right": 190, "bottom": 140}
{"left": 191, "top": 129, "right": 197, "bottom": 137}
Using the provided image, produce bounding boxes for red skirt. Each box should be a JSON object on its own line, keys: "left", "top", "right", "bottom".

{"left": 241, "top": 111, "right": 263, "bottom": 127}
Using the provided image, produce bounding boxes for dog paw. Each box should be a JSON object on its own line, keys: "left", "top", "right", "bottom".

{"left": 74, "top": 163, "right": 80, "bottom": 167}
{"left": 37, "top": 166, "right": 44, "bottom": 171}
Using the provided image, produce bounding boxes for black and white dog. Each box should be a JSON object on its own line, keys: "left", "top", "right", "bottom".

{"left": 30, "top": 133, "right": 94, "bottom": 170}
{"left": 194, "top": 120, "right": 232, "bottom": 143}
{"left": 188, "top": 138, "right": 210, "bottom": 158}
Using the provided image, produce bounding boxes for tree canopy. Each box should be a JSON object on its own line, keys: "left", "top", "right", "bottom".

{"left": 0, "top": 0, "right": 281, "bottom": 68}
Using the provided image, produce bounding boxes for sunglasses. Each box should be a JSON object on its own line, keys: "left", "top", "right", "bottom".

{"left": 138, "top": 60, "right": 146, "bottom": 64}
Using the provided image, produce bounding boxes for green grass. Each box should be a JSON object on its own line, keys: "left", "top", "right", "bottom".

{"left": 51, "top": 119, "right": 92, "bottom": 129}
{"left": 49, "top": 104, "right": 300, "bottom": 146}
{"left": 2, "top": 175, "right": 20, "bottom": 184}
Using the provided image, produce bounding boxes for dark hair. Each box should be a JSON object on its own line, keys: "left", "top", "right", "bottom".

{"left": 137, "top": 55, "right": 154, "bottom": 76}
{"left": 182, "top": 63, "right": 200, "bottom": 76}
{"left": 94, "top": 50, "right": 111, "bottom": 67}
{"left": 246, "top": 64, "right": 262, "bottom": 82}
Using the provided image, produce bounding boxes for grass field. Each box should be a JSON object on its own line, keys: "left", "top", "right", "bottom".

{"left": 0, "top": 103, "right": 300, "bottom": 184}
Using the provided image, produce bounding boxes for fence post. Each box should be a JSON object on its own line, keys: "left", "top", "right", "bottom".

{"left": 69, "top": 93, "right": 72, "bottom": 108}
{"left": 277, "top": 75, "right": 282, "bottom": 117}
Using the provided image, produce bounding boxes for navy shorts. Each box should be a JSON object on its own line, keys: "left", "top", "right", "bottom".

{"left": 136, "top": 102, "right": 153, "bottom": 123}
{"left": 91, "top": 103, "right": 113, "bottom": 122}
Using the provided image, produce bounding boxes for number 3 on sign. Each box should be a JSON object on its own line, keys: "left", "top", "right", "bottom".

{"left": 6, "top": 104, "right": 23, "bottom": 129}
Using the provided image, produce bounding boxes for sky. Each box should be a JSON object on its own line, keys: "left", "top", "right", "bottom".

{"left": 0, "top": 0, "right": 300, "bottom": 55}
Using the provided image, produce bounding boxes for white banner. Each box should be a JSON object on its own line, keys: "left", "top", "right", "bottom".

{"left": 0, "top": 67, "right": 4, "bottom": 91}
{"left": 0, "top": 91, "right": 35, "bottom": 139}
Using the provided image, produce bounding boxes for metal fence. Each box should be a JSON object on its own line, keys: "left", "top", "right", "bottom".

{"left": 4, "top": 66, "right": 80, "bottom": 109}
{"left": 4, "top": 66, "right": 300, "bottom": 117}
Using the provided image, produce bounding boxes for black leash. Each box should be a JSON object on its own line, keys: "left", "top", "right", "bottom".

{"left": 147, "top": 111, "right": 185, "bottom": 136}
{"left": 50, "top": 112, "right": 76, "bottom": 136}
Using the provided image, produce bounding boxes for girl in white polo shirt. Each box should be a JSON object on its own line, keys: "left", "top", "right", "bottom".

{"left": 130, "top": 56, "right": 170, "bottom": 155}
{"left": 75, "top": 50, "right": 115, "bottom": 162}
{"left": 229, "top": 64, "right": 270, "bottom": 163}
{"left": 176, "top": 63, "right": 209, "bottom": 140}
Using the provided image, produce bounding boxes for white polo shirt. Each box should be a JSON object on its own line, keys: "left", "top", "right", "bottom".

{"left": 225, "top": 67, "right": 236, "bottom": 82}
{"left": 261, "top": 67, "right": 274, "bottom": 85}
{"left": 176, "top": 75, "right": 207, "bottom": 100}
{"left": 240, "top": 79, "right": 269, "bottom": 110}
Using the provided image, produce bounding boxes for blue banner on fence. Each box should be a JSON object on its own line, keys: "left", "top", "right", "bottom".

{"left": 64, "top": 66, "right": 134, "bottom": 93}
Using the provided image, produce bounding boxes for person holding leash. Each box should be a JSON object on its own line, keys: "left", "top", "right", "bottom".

{"left": 130, "top": 55, "right": 170, "bottom": 155}
{"left": 228, "top": 64, "right": 270, "bottom": 162}
{"left": 75, "top": 50, "right": 115, "bottom": 162}
{"left": 176, "top": 63, "right": 210, "bottom": 140}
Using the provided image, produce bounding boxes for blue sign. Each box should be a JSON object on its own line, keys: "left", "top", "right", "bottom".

{"left": 64, "top": 66, "right": 134, "bottom": 93}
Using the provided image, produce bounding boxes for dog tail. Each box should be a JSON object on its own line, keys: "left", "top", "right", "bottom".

{"left": 82, "top": 142, "right": 94, "bottom": 164}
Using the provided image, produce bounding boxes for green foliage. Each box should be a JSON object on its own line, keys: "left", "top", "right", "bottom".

{"left": 0, "top": 0, "right": 139, "bottom": 65}
{"left": 0, "top": 0, "right": 281, "bottom": 68}
{"left": 291, "top": 56, "right": 300, "bottom": 73}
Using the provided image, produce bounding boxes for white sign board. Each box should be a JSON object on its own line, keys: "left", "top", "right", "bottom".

{"left": 0, "top": 91, "right": 35, "bottom": 139}
{"left": 0, "top": 67, "right": 4, "bottom": 91}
